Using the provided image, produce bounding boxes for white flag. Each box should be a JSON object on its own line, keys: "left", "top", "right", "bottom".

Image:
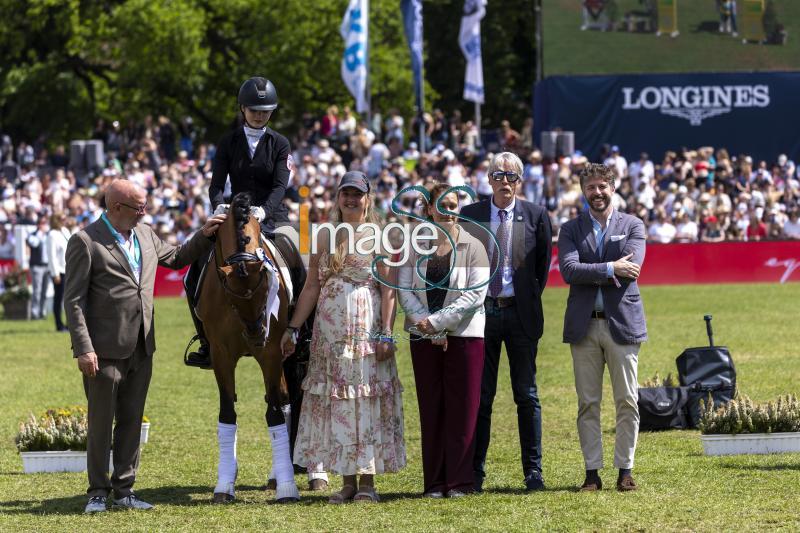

{"left": 459, "top": 0, "right": 486, "bottom": 104}
{"left": 340, "top": 0, "right": 369, "bottom": 113}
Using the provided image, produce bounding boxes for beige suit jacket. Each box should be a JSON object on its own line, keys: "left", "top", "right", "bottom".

{"left": 64, "top": 218, "right": 212, "bottom": 359}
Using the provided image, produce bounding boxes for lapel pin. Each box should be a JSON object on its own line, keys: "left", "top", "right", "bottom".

{"left": 516, "top": 215, "right": 523, "bottom": 221}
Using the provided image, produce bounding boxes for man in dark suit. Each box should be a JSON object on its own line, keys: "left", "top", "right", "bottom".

{"left": 558, "top": 163, "right": 647, "bottom": 492}
{"left": 461, "top": 152, "right": 552, "bottom": 492}
{"left": 65, "top": 179, "right": 226, "bottom": 513}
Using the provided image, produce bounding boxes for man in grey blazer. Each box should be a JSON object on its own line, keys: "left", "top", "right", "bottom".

{"left": 65, "top": 179, "right": 226, "bottom": 513}
{"left": 557, "top": 163, "right": 647, "bottom": 493}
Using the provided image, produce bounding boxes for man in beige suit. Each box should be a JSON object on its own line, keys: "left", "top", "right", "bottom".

{"left": 65, "top": 180, "right": 226, "bottom": 513}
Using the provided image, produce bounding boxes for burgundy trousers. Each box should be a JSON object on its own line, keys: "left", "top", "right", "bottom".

{"left": 411, "top": 336, "right": 485, "bottom": 494}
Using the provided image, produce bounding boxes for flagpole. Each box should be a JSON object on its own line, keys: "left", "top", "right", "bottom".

{"left": 475, "top": 101, "right": 482, "bottom": 149}
{"left": 418, "top": 14, "right": 425, "bottom": 155}
{"left": 365, "top": 0, "right": 372, "bottom": 129}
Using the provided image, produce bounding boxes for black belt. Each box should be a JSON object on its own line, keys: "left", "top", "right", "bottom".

{"left": 486, "top": 296, "right": 516, "bottom": 308}
{"left": 591, "top": 311, "right": 606, "bottom": 319}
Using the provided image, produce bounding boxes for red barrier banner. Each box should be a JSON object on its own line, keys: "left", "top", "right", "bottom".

{"left": 548, "top": 241, "right": 800, "bottom": 287}
{"left": 0, "top": 259, "right": 14, "bottom": 274}
{"left": 9, "top": 242, "right": 794, "bottom": 298}
{"left": 154, "top": 266, "right": 189, "bottom": 297}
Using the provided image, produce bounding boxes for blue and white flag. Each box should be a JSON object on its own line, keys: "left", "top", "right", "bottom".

{"left": 401, "top": 0, "right": 424, "bottom": 109}
{"left": 340, "top": 0, "right": 369, "bottom": 113}
{"left": 459, "top": 0, "right": 486, "bottom": 104}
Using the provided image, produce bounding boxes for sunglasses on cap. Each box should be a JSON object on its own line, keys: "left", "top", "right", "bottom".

{"left": 490, "top": 170, "right": 521, "bottom": 183}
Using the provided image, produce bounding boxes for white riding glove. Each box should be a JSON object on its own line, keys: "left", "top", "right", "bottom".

{"left": 250, "top": 206, "right": 266, "bottom": 222}
{"left": 213, "top": 204, "right": 230, "bottom": 216}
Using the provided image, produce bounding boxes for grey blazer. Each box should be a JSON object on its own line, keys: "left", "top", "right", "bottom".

{"left": 64, "top": 219, "right": 212, "bottom": 359}
{"left": 558, "top": 210, "right": 647, "bottom": 345}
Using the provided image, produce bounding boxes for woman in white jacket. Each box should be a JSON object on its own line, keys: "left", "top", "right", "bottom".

{"left": 47, "top": 213, "right": 74, "bottom": 332}
{"left": 398, "top": 182, "right": 489, "bottom": 498}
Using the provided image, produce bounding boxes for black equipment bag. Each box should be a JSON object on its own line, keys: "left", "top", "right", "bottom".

{"left": 676, "top": 315, "right": 736, "bottom": 428}
{"left": 637, "top": 386, "right": 691, "bottom": 431}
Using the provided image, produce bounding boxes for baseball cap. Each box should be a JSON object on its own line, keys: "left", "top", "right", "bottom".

{"left": 338, "top": 171, "right": 370, "bottom": 193}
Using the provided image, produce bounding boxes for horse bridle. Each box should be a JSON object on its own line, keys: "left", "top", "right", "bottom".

{"left": 214, "top": 241, "right": 270, "bottom": 343}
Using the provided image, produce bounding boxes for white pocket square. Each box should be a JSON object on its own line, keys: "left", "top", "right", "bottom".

{"left": 610, "top": 234, "right": 626, "bottom": 242}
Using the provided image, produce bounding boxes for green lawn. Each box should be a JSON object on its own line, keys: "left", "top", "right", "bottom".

{"left": 543, "top": 0, "right": 800, "bottom": 76}
{"left": 1, "top": 283, "right": 800, "bottom": 531}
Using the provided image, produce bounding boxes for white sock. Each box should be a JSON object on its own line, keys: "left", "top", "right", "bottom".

{"left": 268, "top": 423, "right": 294, "bottom": 484}
{"left": 215, "top": 422, "right": 237, "bottom": 495}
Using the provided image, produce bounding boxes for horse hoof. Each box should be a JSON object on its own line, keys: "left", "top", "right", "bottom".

{"left": 213, "top": 492, "right": 235, "bottom": 504}
{"left": 309, "top": 479, "right": 329, "bottom": 491}
{"left": 264, "top": 478, "right": 277, "bottom": 491}
{"left": 275, "top": 496, "right": 300, "bottom": 504}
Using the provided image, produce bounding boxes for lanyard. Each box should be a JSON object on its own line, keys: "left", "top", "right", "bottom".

{"left": 101, "top": 212, "right": 141, "bottom": 275}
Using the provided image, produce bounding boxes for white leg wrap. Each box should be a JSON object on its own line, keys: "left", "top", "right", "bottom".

{"left": 268, "top": 423, "right": 299, "bottom": 500}
{"left": 214, "top": 422, "right": 237, "bottom": 496}
{"left": 307, "top": 464, "right": 328, "bottom": 482}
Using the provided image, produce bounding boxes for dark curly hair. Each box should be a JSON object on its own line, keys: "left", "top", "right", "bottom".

{"left": 578, "top": 163, "right": 616, "bottom": 189}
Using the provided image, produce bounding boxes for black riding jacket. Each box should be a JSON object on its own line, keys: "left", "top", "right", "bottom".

{"left": 209, "top": 126, "right": 291, "bottom": 228}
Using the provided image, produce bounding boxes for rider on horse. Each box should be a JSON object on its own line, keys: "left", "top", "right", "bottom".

{"left": 185, "top": 76, "right": 292, "bottom": 368}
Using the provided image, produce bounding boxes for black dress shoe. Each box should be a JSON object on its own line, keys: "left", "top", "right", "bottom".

{"left": 473, "top": 473, "right": 484, "bottom": 493}
{"left": 185, "top": 343, "right": 212, "bottom": 369}
{"left": 524, "top": 471, "right": 545, "bottom": 491}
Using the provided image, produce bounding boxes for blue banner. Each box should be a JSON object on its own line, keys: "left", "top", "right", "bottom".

{"left": 401, "top": 0, "right": 424, "bottom": 110}
{"left": 533, "top": 71, "right": 800, "bottom": 164}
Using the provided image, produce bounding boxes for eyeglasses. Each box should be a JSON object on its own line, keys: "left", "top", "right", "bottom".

{"left": 118, "top": 201, "right": 147, "bottom": 215}
{"left": 490, "top": 170, "right": 521, "bottom": 183}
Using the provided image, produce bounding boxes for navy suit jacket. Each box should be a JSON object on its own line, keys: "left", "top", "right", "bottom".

{"left": 558, "top": 210, "right": 648, "bottom": 345}
{"left": 460, "top": 198, "right": 552, "bottom": 341}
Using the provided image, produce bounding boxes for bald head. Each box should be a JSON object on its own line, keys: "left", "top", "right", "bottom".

{"left": 106, "top": 179, "right": 146, "bottom": 207}
{"left": 104, "top": 179, "right": 147, "bottom": 233}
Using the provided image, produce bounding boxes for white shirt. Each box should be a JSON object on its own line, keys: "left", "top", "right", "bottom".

{"left": 784, "top": 219, "right": 800, "bottom": 239}
{"left": 488, "top": 196, "right": 516, "bottom": 298}
{"left": 243, "top": 125, "right": 266, "bottom": 159}
{"left": 47, "top": 227, "right": 72, "bottom": 277}
{"left": 649, "top": 222, "right": 677, "bottom": 243}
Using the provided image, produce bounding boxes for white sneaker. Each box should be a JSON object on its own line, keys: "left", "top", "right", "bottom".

{"left": 112, "top": 493, "right": 154, "bottom": 510}
{"left": 84, "top": 496, "right": 108, "bottom": 514}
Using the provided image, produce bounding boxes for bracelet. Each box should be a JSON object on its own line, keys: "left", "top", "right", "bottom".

{"left": 378, "top": 335, "right": 396, "bottom": 345}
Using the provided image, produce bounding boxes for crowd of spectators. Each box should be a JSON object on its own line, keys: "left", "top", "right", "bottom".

{"left": 2, "top": 106, "right": 800, "bottom": 263}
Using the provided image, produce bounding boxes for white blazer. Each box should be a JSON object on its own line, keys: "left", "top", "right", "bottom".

{"left": 398, "top": 225, "right": 489, "bottom": 338}
{"left": 48, "top": 227, "right": 71, "bottom": 277}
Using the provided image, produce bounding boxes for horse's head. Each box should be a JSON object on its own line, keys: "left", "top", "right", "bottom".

{"left": 216, "top": 192, "right": 271, "bottom": 347}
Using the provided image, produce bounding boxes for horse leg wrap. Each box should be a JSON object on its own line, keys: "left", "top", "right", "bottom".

{"left": 307, "top": 464, "right": 328, "bottom": 482}
{"left": 214, "top": 422, "right": 237, "bottom": 496}
{"left": 268, "top": 423, "right": 299, "bottom": 501}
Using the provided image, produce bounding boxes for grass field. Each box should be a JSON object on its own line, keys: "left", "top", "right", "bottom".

{"left": 543, "top": 0, "right": 800, "bottom": 76}
{"left": 1, "top": 283, "right": 799, "bottom": 531}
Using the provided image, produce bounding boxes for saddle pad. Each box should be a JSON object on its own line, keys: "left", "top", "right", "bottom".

{"left": 261, "top": 233, "right": 293, "bottom": 303}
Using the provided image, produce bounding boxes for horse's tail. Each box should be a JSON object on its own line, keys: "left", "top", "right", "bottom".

{"left": 231, "top": 192, "right": 253, "bottom": 252}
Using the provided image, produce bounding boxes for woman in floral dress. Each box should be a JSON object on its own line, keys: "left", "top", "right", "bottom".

{"left": 281, "top": 171, "right": 405, "bottom": 503}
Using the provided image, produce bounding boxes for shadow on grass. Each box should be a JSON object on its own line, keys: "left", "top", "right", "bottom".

{"left": 720, "top": 463, "right": 800, "bottom": 472}
{"left": 0, "top": 485, "right": 425, "bottom": 515}
{"left": 691, "top": 21, "right": 725, "bottom": 34}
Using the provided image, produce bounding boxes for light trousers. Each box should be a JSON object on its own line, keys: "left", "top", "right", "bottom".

{"left": 570, "top": 318, "right": 639, "bottom": 470}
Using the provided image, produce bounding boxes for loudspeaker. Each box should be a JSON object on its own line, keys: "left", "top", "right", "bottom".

{"left": 540, "top": 131, "right": 558, "bottom": 158}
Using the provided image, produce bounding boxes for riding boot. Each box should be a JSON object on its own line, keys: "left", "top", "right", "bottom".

{"left": 185, "top": 304, "right": 212, "bottom": 368}
{"left": 184, "top": 261, "right": 212, "bottom": 369}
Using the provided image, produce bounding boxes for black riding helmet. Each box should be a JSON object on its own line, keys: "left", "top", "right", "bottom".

{"left": 238, "top": 77, "right": 278, "bottom": 111}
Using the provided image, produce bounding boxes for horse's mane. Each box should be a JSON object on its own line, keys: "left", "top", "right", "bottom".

{"left": 231, "top": 192, "right": 253, "bottom": 253}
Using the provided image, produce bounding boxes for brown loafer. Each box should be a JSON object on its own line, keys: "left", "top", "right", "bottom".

{"left": 616, "top": 475, "right": 638, "bottom": 491}
{"left": 580, "top": 479, "right": 602, "bottom": 492}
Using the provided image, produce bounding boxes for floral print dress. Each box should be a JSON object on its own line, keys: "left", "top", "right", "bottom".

{"left": 293, "top": 250, "right": 406, "bottom": 475}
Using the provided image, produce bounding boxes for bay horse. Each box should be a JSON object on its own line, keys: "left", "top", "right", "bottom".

{"left": 195, "top": 192, "right": 300, "bottom": 503}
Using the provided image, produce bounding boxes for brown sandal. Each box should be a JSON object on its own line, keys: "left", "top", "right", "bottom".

{"left": 353, "top": 486, "right": 380, "bottom": 503}
{"left": 328, "top": 485, "right": 357, "bottom": 504}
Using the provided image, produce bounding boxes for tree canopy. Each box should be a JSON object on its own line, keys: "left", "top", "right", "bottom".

{"left": 0, "top": 0, "right": 535, "bottom": 144}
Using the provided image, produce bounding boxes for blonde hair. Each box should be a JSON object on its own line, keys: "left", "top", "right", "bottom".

{"left": 326, "top": 188, "right": 379, "bottom": 274}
